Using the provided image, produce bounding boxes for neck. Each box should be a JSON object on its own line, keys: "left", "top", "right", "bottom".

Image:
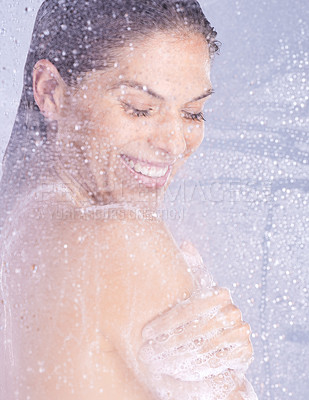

{"left": 53, "top": 157, "right": 98, "bottom": 207}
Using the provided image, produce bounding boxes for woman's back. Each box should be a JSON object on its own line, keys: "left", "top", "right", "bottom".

{"left": 0, "top": 180, "right": 195, "bottom": 399}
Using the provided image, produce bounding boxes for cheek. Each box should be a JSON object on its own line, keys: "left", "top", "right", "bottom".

{"left": 87, "top": 110, "right": 123, "bottom": 146}
{"left": 90, "top": 103, "right": 144, "bottom": 146}
{"left": 185, "top": 125, "right": 204, "bottom": 153}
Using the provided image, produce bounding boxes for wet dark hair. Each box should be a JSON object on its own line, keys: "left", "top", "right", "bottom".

{"left": 0, "top": 0, "right": 219, "bottom": 215}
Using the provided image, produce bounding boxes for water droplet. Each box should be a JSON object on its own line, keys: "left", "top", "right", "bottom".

{"left": 155, "top": 333, "right": 169, "bottom": 342}
{"left": 193, "top": 337, "right": 204, "bottom": 347}
{"left": 173, "top": 325, "right": 184, "bottom": 334}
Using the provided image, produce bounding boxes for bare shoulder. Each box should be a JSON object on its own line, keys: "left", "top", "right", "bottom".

{"left": 9, "top": 201, "right": 194, "bottom": 347}
{"left": 8, "top": 197, "right": 194, "bottom": 302}
{"left": 53, "top": 209, "right": 195, "bottom": 317}
{"left": 3, "top": 201, "right": 193, "bottom": 398}
{"left": 35, "top": 205, "right": 194, "bottom": 336}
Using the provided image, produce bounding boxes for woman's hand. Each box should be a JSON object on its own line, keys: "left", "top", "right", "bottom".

{"left": 137, "top": 240, "right": 255, "bottom": 399}
{"left": 138, "top": 286, "right": 253, "bottom": 381}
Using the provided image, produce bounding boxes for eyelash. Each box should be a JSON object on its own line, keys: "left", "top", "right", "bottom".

{"left": 120, "top": 102, "right": 206, "bottom": 122}
{"left": 184, "top": 112, "right": 206, "bottom": 122}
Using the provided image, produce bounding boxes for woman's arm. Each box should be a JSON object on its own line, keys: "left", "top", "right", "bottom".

{"left": 70, "top": 213, "right": 197, "bottom": 375}
{"left": 3, "top": 206, "right": 194, "bottom": 399}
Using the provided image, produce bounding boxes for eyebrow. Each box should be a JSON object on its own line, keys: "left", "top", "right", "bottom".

{"left": 108, "top": 80, "right": 214, "bottom": 103}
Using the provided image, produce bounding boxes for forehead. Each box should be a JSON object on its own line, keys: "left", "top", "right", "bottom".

{"left": 86, "top": 32, "right": 212, "bottom": 100}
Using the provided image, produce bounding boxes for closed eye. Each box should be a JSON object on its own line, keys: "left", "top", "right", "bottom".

{"left": 120, "top": 102, "right": 206, "bottom": 122}
{"left": 120, "top": 102, "right": 152, "bottom": 117}
{"left": 182, "top": 111, "right": 206, "bottom": 122}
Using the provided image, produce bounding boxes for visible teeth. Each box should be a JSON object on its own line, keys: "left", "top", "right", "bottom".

{"left": 123, "top": 156, "right": 168, "bottom": 178}
{"left": 134, "top": 163, "right": 142, "bottom": 173}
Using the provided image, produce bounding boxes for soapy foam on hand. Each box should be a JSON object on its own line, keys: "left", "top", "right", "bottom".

{"left": 136, "top": 244, "right": 258, "bottom": 399}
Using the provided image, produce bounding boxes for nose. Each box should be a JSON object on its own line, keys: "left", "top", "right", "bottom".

{"left": 148, "top": 113, "right": 187, "bottom": 158}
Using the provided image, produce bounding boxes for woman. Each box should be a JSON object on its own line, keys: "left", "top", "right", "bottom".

{"left": 0, "top": 0, "right": 257, "bottom": 399}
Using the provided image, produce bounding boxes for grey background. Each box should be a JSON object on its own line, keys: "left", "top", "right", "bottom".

{"left": 0, "top": 0, "right": 308, "bottom": 399}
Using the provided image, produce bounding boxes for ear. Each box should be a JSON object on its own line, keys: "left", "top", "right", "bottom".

{"left": 32, "top": 59, "right": 66, "bottom": 121}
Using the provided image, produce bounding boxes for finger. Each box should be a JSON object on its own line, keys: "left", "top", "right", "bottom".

{"left": 206, "top": 339, "right": 254, "bottom": 371}
{"left": 215, "top": 303, "right": 244, "bottom": 327}
{"left": 140, "top": 322, "right": 224, "bottom": 362}
{"left": 141, "top": 305, "right": 249, "bottom": 358}
{"left": 138, "top": 324, "right": 224, "bottom": 366}
{"left": 142, "top": 287, "right": 232, "bottom": 340}
{"left": 138, "top": 323, "right": 252, "bottom": 376}
{"left": 143, "top": 343, "right": 252, "bottom": 381}
{"left": 198, "top": 322, "right": 252, "bottom": 354}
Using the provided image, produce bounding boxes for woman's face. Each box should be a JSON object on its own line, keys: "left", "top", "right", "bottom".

{"left": 58, "top": 31, "right": 212, "bottom": 207}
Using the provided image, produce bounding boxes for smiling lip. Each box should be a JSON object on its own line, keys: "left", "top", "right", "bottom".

{"left": 122, "top": 154, "right": 176, "bottom": 168}
{"left": 120, "top": 154, "right": 173, "bottom": 188}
